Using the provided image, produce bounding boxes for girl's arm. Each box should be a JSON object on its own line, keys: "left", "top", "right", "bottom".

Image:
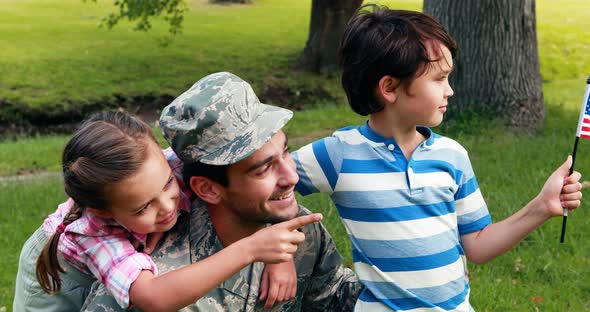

{"left": 129, "top": 213, "right": 322, "bottom": 312}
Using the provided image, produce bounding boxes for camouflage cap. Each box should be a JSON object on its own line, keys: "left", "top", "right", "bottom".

{"left": 159, "top": 72, "right": 293, "bottom": 165}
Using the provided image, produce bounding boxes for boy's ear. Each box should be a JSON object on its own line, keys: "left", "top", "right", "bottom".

{"left": 189, "top": 176, "right": 223, "bottom": 205}
{"left": 376, "top": 75, "right": 401, "bottom": 104}
{"left": 88, "top": 208, "right": 113, "bottom": 219}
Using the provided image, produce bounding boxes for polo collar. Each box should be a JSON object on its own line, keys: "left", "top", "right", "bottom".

{"left": 359, "top": 122, "right": 434, "bottom": 146}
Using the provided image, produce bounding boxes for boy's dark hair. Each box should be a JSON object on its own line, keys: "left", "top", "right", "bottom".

{"left": 339, "top": 5, "right": 458, "bottom": 115}
{"left": 183, "top": 162, "right": 229, "bottom": 188}
{"left": 36, "top": 111, "right": 156, "bottom": 294}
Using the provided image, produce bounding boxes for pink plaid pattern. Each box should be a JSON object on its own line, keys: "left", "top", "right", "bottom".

{"left": 43, "top": 148, "right": 193, "bottom": 308}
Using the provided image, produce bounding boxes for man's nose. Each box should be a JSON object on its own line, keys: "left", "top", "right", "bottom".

{"left": 278, "top": 157, "right": 299, "bottom": 187}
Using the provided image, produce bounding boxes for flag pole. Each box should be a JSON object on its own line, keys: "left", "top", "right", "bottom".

{"left": 560, "top": 137, "right": 578, "bottom": 243}
{"left": 561, "top": 75, "right": 590, "bottom": 243}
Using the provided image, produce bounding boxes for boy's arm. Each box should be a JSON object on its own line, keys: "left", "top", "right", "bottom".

{"left": 461, "top": 156, "right": 582, "bottom": 264}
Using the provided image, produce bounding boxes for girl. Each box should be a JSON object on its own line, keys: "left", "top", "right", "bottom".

{"left": 14, "top": 111, "right": 318, "bottom": 311}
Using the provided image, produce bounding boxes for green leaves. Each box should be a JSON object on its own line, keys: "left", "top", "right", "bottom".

{"left": 88, "top": 0, "right": 188, "bottom": 36}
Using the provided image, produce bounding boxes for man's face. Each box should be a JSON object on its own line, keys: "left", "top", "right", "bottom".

{"left": 219, "top": 130, "right": 299, "bottom": 224}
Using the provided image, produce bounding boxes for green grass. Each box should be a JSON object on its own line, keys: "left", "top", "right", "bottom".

{"left": 0, "top": 0, "right": 313, "bottom": 120}
{"left": 537, "top": 0, "right": 590, "bottom": 83}
{"left": 2, "top": 0, "right": 590, "bottom": 310}
{"left": 0, "top": 126, "right": 168, "bottom": 177}
{"left": 0, "top": 136, "right": 66, "bottom": 176}
{"left": 0, "top": 177, "right": 67, "bottom": 310}
{"left": 0, "top": 0, "right": 421, "bottom": 123}
{"left": 2, "top": 0, "right": 588, "bottom": 121}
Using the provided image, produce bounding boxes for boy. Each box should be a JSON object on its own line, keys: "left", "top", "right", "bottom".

{"left": 292, "top": 6, "right": 582, "bottom": 312}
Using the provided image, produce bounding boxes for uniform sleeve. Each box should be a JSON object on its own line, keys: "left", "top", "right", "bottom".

{"left": 292, "top": 137, "right": 342, "bottom": 196}
{"left": 74, "top": 232, "right": 158, "bottom": 309}
{"left": 81, "top": 281, "right": 129, "bottom": 312}
{"left": 454, "top": 151, "right": 492, "bottom": 235}
{"left": 299, "top": 211, "right": 364, "bottom": 311}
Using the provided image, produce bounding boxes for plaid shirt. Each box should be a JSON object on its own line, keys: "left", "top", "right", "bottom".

{"left": 42, "top": 148, "right": 193, "bottom": 308}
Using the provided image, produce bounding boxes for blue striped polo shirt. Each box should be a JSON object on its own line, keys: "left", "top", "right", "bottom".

{"left": 292, "top": 124, "right": 491, "bottom": 311}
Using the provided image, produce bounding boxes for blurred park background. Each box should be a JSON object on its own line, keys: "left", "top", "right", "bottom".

{"left": 1, "top": 0, "right": 589, "bottom": 310}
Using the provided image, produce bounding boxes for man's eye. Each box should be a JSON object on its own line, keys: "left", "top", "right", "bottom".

{"left": 256, "top": 165, "right": 271, "bottom": 176}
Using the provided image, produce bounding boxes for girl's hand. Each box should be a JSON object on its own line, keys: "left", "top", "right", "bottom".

{"left": 259, "top": 260, "right": 297, "bottom": 309}
{"left": 248, "top": 213, "right": 322, "bottom": 264}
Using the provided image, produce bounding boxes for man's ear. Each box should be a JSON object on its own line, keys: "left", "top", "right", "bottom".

{"left": 190, "top": 176, "right": 223, "bottom": 205}
{"left": 87, "top": 208, "right": 113, "bottom": 219}
{"left": 376, "top": 75, "right": 401, "bottom": 104}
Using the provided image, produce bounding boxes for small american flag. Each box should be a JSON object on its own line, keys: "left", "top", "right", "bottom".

{"left": 575, "top": 81, "right": 590, "bottom": 139}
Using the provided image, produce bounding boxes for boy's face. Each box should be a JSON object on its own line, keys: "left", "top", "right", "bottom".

{"left": 394, "top": 42, "right": 454, "bottom": 128}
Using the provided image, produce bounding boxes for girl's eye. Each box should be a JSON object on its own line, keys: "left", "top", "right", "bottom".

{"left": 135, "top": 207, "right": 147, "bottom": 216}
{"left": 164, "top": 176, "right": 174, "bottom": 189}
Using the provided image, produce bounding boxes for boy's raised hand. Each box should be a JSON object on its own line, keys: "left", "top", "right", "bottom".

{"left": 461, "top": 156, "right": 583, "bottom": 264}
{"left": 538, "top": 156, "right": 583, "bottom": 217}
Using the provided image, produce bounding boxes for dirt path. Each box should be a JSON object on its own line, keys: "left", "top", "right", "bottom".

{"left": 0, "top": 171, "right": 61, "bottom": 184}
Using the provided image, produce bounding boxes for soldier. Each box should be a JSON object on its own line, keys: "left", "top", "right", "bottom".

{"left": 81, "top": 72, "right": 363, "bottom": 311}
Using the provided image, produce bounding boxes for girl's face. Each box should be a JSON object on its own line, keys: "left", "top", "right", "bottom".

{"left": 99, "top": 141, "right": 181, "bottom": 234}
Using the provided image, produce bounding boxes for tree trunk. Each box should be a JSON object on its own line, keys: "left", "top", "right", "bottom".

{"left": 297, "top": 0, "right": 363, "bottom": 74}
{"left": 423, "top": 0, "right": 544, "bottom": 133}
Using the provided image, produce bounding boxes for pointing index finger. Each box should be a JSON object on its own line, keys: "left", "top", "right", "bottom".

{"left": 283, "top": 213, "right": 323, "bottom": 231}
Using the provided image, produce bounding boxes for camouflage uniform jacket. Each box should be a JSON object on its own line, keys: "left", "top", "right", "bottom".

{"left": 81, "top": 200, "right": 363, "bottom": 311}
